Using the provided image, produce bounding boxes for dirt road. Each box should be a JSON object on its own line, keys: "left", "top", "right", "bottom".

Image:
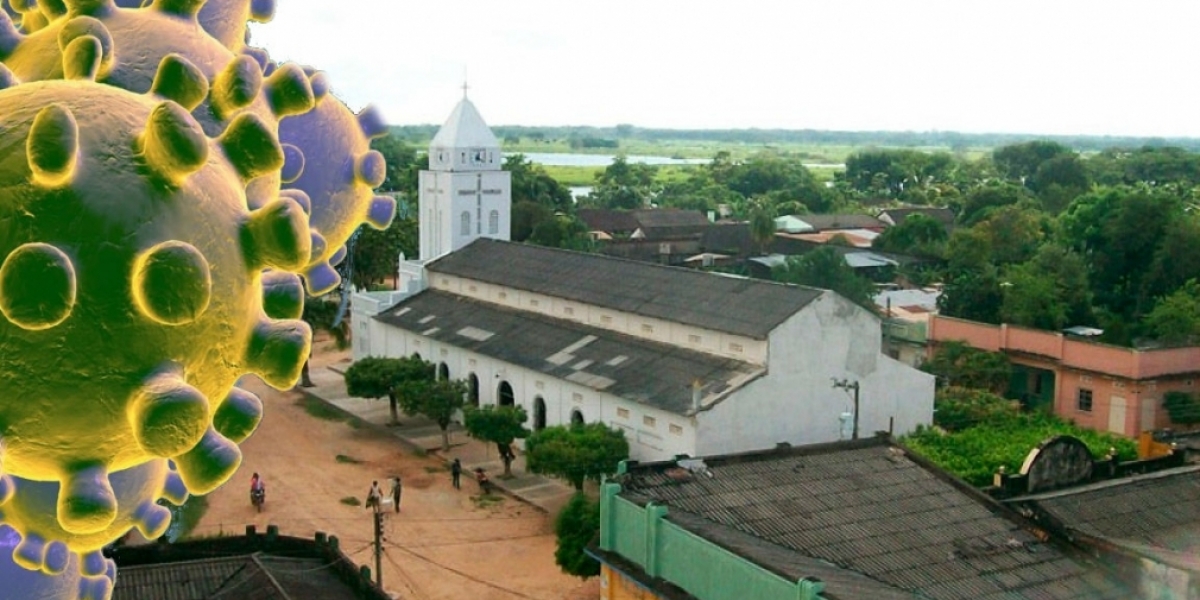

{"left": 192, "top": 346, "right": 597, "bottom": 599}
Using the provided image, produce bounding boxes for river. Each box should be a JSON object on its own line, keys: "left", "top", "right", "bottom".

{"left": 510, "top": 152, "right": 710, "bottom": 166}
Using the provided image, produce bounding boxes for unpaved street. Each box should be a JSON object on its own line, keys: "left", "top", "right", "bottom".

{"left": 191, "top": 345, "right": 596, "bottom": 599}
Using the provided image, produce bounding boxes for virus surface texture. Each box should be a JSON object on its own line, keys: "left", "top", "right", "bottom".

{"left": 0, "top": 2, "right": 388, "bottom": 597}
{"left": 280, "top": 67, "right": 396, "bottom": 294}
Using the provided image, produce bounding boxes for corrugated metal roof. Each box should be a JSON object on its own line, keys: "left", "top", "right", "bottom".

{"left": 112, "top": 554, "right": 365, "bottom": 600}
{"left": 616, "top": 441, "right": 1129, "bottom": 600}
{"left": 1015, "top": 465, "right": 1200, "bottom": 554}
{"left": 375, "top": 290, "right": 763, "bottom": 415}
{"left": 426, "top": 239, "right": 823, "bottom": 339}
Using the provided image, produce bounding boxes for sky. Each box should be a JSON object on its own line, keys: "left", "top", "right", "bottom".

{"left": 250, "top": 1, "right": 1200, "bottom": 138}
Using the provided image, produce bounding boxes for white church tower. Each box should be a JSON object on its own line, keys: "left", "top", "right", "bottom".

{"left": 418, "top": 88, "right": 512, "bottom": 261}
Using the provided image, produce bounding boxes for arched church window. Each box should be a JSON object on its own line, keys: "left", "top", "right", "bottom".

{"left": 461, "top": 211, "right": 471, "bottom": 236}
{"left": 488, "top": 210, "right": 499, "bottom": 234}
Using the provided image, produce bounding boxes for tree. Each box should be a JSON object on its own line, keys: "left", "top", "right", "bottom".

{"left": 933, "top": 387, "right": 1020, "bottom": 432}
{"left": 554, "top": 493, "right": 601, "bottom": 579}
{"left": 299, "top": 297, "right": 351, "bottom": 387}
{"left": 871, "top": 213, "right": 947, "bottom": 258}
{"left": 370, "top": 133, "right": 425, "bottom": 196}
{"left": 773, "top": 247, "right": 876, "bottom": 311}
{"left": 583, "top": 156, "right": 656, "bottom": 210}
{"left": 1142, "top": 280, "right": 1200, "bottom": 346}
{"left": 922, "top": 341, "right": 1011, "bottom": 394}
{"left": 938, "top": 265, "right": 1004, "bottom": 324}
{"left": 748, "top": 201, "right": 776, "bottom": 255}
{"left": 397, "top": 377, "right": 467, "bottom": 451}
{"left": 351, "top": 216, "right": 418, "bottom": 290}
{"left": 1163, "top": 391, "right": 1200, "bottom": 427}
{"left": 463, "top": 405, "right": 530, "bottom": 477}
{"left": 505, "top": 154, "right": 573, "bottom": 213}
{"left": 958, "top": 182, "right": 1032, "bottom": 226}
{"left": 525, "top": 423, "right": 629, "bottom": 491}
{"left": 973, "top": 205, "right": 1046, "bottom": 265}
{"left": 344, "top": 355, "right": 432, "bottom": 424}
{"left": 1000, "top": 244, "right": 1093, "bottom": 331}
{"left": 993, "top": 140, "right": 1074, "bottom": 183}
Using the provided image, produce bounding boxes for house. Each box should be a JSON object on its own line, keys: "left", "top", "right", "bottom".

{"left": 360, "top": 238, "right": 933, "bottom": 462}
{"left": 875, "top": 287, "right": 940, "bottom": 368}
{"left": 353, "top": 95, "right": 933, "bottom": 463}
{"left": 590, "top": 436, "right": 1129, "bottom": 600}
{"left": 579, "top": 208, "right": 714, "bottom": 265}
{"left": 992, "top": 435, "right": 1199, "bottom": 599}
{"left": 928, "top": 315, "right": 1200, "bottom": 436}
{"left": 109, "top": 528, "right": 389, "bottom": 600}
{"left": 877, "top": 207, "right": 957, "bottom": 232}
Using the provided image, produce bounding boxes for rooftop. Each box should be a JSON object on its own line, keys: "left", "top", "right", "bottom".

{"left": 113, "top": 554, "right": 367, "bottom": 600}
{"left": 1008, "top": 465, "right": 1200, "bottom": 555}
{"left": 429, "top": 97, "right": 500, "bottom": 150}
{"left": 375, "top": 289, "right": 763, "bottom": 414}
{"left": 426, "top": 239, "right": 823, "bottom": 339}
{"left": 877, "top": 207, "right": 957, "bottom": 229}
{"left": 791, "top": 214, "right": 887, "bottom": 232}
{"left": 615, "top": 438, "right": 1127, "bottom": 600}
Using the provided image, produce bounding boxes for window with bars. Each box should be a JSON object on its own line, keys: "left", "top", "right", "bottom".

{"left": 1077, "top": 388, "right": 1093, "bottom": 412}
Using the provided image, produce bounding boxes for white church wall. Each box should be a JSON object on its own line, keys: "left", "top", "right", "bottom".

{"left": 427, "top": 274, "right": 768, "bottom": 364}
{"left": 692, "top": 292, "right": 934, "bottom": 457}
{"left": 365, "top": 325, "right": 696, "bottom": 461}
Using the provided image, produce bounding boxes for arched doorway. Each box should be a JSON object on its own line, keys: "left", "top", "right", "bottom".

{"left": 570, "top": 408, "right": 584, "bottom": 426}
{"left": 468, "top": 373, "right": 480, "bottom": 407}
{"left": 498, "top": 381, "right": 515, "bottom": 407}
{"left": 437, "top": 362, "right": 449, "bottom": 381}
{"left": 533, "top": 396, "right": 546, "bottom": 431}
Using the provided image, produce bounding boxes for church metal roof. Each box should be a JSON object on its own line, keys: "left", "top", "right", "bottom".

{"left": 425, "top": 239, "right": 824, "bottom": 339}
{"left": 374, "top": 290, "right": 764, "bottom": 415}
{"left": 429, "top": 97, "right": 500, "bottom": 150}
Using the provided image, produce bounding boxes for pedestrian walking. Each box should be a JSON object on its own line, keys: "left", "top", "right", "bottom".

{"left": 366, "top": 480, "right": 382, "bottom": 511}
{"left": 390, "top": 477, "right": 402, "bottom": 513}
{"left": 451, "top": 459, "right": 462, "bottom": 490}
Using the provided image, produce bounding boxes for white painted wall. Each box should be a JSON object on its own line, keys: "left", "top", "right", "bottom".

{"left": 361, "top": 326, "right": 697, "bottom": 462}
{"left": 418, "top": 170, "right": 511, "bottom": 261}
{"left": 693, "top": 291, "right": 934, "bottom": 456}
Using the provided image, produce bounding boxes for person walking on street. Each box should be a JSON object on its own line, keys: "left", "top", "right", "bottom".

{"left": 366, "top": 480, "right": 382, "bottom": 512}
{"left": 451, "top": 459, "right": 462, "bottom": 490}
{"left": 390, "top": 477, "right": 402, "bottom": 513}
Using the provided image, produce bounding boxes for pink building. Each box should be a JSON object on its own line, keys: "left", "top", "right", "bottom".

{"left": 928, "top": 315, "right": 1200, "bottom": 437}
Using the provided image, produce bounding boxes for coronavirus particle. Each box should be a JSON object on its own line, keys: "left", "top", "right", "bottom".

{"left": 0, "top": 47, "right": 310, "bottom": 537}
{"left": 280, "top": 67, "right": 396, "bottom": 295}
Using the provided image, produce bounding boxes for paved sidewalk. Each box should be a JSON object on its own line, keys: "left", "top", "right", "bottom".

{"left": 297, "top": 362, "right": 579, "bottom": 516}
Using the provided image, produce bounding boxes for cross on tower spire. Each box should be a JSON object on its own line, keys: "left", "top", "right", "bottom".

{"left": 462, "top": 80, "right": 469, "bottom": 98}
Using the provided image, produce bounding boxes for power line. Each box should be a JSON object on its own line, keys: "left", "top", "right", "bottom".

{"left": 384, "top": 539, "right": 547, "bottom": 600}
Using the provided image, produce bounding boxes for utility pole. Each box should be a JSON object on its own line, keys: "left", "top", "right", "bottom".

{"left": 372, "top": 507, "right": 384, "bottom": 588}
{"left": 832, "top": 379, "right": 861, "bottom": 440}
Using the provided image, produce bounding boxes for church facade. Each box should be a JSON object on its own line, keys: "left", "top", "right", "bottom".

{"left": 351, "top": 96, "right": 934, "bottom": 462}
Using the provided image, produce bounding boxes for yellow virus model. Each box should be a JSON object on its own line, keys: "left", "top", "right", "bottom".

{"left": 0, "top": 41, "right": 310, "bottom": 537}
{"left": 0, "top": 1, "right": 392, "bottom": 597}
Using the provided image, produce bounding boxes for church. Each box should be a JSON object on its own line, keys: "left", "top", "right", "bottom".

{"left": 350, "top": 94, "right": 934, "bottom": 462}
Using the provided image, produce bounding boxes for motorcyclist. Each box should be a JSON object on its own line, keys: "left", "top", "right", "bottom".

{"left": 251, "top": 472, "right": 265, "bottom": 494}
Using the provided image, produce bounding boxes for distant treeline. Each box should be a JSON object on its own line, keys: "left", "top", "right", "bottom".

{"left": 388, "top": 124, "right": 1200, "bottom": 153}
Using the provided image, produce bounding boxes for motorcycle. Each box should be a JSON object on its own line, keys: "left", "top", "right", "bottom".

{"left": 251, "top": 487, "right": 265, "bottom": 512}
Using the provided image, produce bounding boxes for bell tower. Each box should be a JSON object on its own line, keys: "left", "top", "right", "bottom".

{"left": 418, "top": 86, "right": 511, "bottom": 261}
